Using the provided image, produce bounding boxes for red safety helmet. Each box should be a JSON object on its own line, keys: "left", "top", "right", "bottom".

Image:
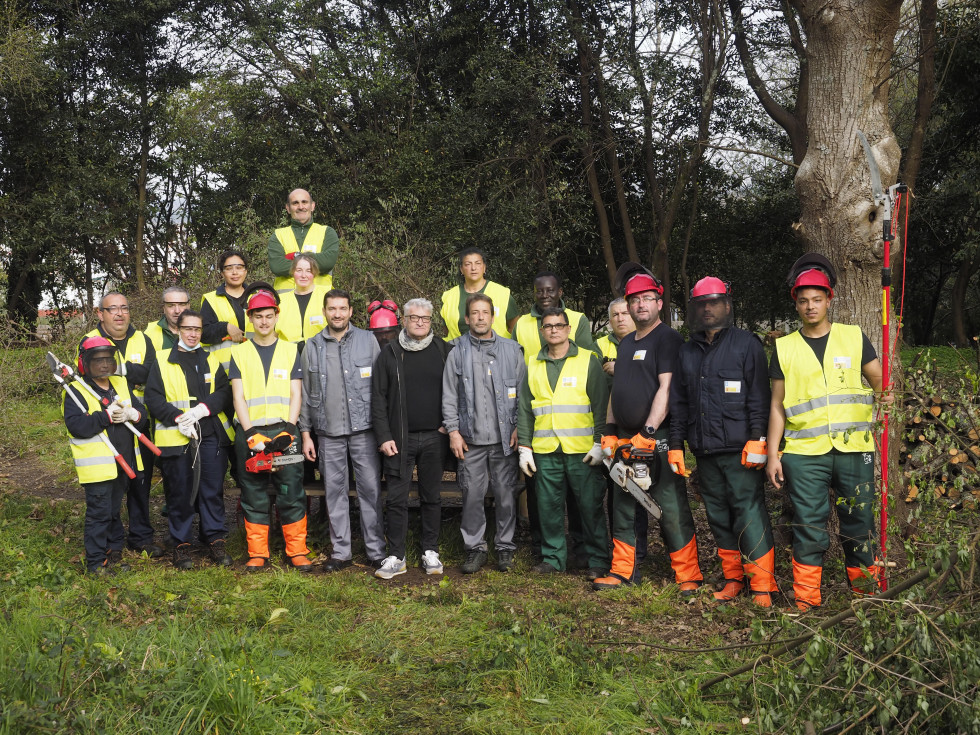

{"left": 77, "top": 336, "right": 116, "bottom": 376}
{"left": 368, "top": 300, "right": 399, "bottom": 330}
{"left": 791, "top": 268, "right": 834, "bottom": 300}
{"left": 690, "top": 276, "right": 730, "bottom": 301}
{"left": 245, "top": 289, "right": 280, "bottom": 313}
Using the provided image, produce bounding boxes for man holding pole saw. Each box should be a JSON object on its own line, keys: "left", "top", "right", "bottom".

{"left": 61, "top": 337, "right": 149, "bottom": 574}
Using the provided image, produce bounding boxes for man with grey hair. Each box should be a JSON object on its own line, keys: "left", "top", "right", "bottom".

{"left": 443, "top": 293, "right": 525, "bottom": 573}
{"left": 371, "top": 298, "right": 454, "bottom": 579}
{"left": 597, "top": 297, "right": 634, "bottom": 380}
{"left": 145, "top": 286, "right": 191, "bottom": 352}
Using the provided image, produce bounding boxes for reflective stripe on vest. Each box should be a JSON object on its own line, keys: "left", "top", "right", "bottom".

{"left": 515, "top": 309, "right": 588, "bottom": 365}
{"left": 64, "top": 376, "right": 143, "bottom": 484}
{"left": 439, "top": 281, "right": 513, "bottom": 341}
{"left": 153, "top": 353, "right": 234, "bottom": 448}
{"left": 202, "top": 291, "right": 254, "bottom": 371}
{"left": 273, "top": 225, "right": 333, "bottom": 293}
{"left": 275, "top": 285, "right": 329, "bottom": 343}
{"left": 528, "top": 349, "right": 594, "bottom": 454}
{"left": 231, "top": 339, "right": 297, "bottom": 427}
{"left": 779, "top": 324, "right": 875, "bottom": 454}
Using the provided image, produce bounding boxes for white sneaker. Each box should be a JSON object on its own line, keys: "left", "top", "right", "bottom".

{"left": 375, "top": 556, "right": 406, "bottom": 579}
{"left": 421, "top": 550, "right": 444, "bottom": 575}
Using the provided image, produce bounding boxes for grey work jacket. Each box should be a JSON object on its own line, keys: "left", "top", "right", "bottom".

{"left": 442, "top": 332, "right": 525, "bottom": 456}
{"left": 299, "top": 325, "right": 379, "bottom": 435}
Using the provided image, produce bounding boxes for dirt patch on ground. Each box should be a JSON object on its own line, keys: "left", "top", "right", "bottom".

{"left": 0, "top": 455, "right": 79, "bottom": 502}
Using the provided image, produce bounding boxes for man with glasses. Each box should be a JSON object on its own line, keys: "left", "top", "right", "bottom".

{"left": 79, "top": 292, "right": 162, "bottom": 558}
{"left": 268, "top": 189, "right": 340, "bottom": 294}
{"left": 516, "top": 307, "right": 610, "bottom": 576}
{"left": 442, "top": 294, "right": 524, "bottom": 574}
{"left": 300, "top": 289, "right": 385, "bottom": 572}
{"left": 594, "top": 263, "right": 704, "bottom": 593}
{"left": 145, "top": 286, "right": 191, "bottom": 352}
{"left": 372, "top": 298, "right": 454, "bottom": 579}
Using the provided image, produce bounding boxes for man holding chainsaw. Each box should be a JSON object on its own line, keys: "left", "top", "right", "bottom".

{"left": 145, "top": 310, "right": 235, "bottom": 569}
{"left": 300, "top": 289, "right": 385, "bottom": 572}
{"left": 63, "top": 337, "right": 148, "bottom": 574}
{"left": 80, "top": 292, "right": 162, "bottom": 558}
{"left": 516, "top": 307, "right": 610, "bottom": 576}
{"left": 668, "top": 277, "right": 776, "bottom": 607}
{"left": 229, "top": 284, "right": 311, "bottom": 572}
{"left": 595, "top": 263, "right": 704, "bottom": 593}
{"left": 767, "top": 255, "right": 889, "bottom": 610}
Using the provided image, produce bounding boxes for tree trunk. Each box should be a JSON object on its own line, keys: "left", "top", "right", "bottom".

{"left": 134, "top": 83, "right": 150, "bottom": 292}
{"left": 951, "top": 250, "right": 980, "bottom": 348}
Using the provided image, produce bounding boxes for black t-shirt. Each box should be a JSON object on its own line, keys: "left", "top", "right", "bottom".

{"left": 610, "top": 322, "right": 683, "bottom": 433}
{"left": 404, "top": 343, "right": 445, "bottom": 432}
{"left": 769, "top": 329, "right": 877, "bottom": 380}
{"left": 295, "top": 291, "right": 312, "bottom": 322}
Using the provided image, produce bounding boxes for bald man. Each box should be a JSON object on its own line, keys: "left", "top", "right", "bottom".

{"left": 268, "top": 188, "right": 340, "bottom": 294}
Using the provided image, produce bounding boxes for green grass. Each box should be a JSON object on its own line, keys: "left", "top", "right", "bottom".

{"left": 900, "top": 344, "right": 979, "bottom": 383}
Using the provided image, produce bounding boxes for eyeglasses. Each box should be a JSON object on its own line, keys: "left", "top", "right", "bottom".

{"left": 405, "top": 315, "right": 432, "bottom": 324}
{"left": 100, "top": 305, "right": 130, "bottom": 314}
{"left": 164, "top": 301, "right": 190, "bottom": 308}
{"left": 628, "top": 295, "right": 660, "bottom": 306}
{"left": 222, "top": 264, "right": 246, "bottom": 272}
{"left": 541, "top": 322, "right": 569, "bottom": 331}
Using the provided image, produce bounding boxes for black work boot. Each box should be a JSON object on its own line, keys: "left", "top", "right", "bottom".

{"left": 208, "top": 539, "right": 233, "bottom": 567}
{"left": 172, "top": 543, "right": 193, "bottom": 570}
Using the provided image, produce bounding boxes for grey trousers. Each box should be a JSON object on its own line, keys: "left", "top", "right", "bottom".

{"left": 457, "top": 443, "right": 519, "bottom": 552}
{"left": 318, "top": 431, "right": 385, "bottom": 561}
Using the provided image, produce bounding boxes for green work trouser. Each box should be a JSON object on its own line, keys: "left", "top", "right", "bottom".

{"left": 697, "top": 452, "right": 774, "bottom": 563}
{"left": 781, "top": 450, "right": 877, "bottom": 570}
{"left": 534, "top": 449, "right": 610, "bottom": 571}
{"left": 235, "top": 422, "right": 307, "bottom": 527}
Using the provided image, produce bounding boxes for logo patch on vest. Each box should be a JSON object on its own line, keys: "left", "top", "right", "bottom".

{"left": 632, "top": 350, "right": 647, "bottom": 360}
{"left": 204, "top": 372, "right": 213, "bottom": 383}
{"left": 302, "top": 243, "right": 317, "bottom": 252}
{"left": 833, "top": 356, "right": 851, "bottom": 370}
{"left": 507, "top": 387, "right": 517, "bottom": 399}
{"left": 310, "top": 316, "right": 324, "bottom": 325}
{"left": 273, "top": 368, "right": 287, "bottom": 381}
{"left": 724, "top": 381, "right": 741, "bottom": 393}
{"left": 561, "top": 376, "right": 577, "bottom": 388}
{"left": 130, "top": 353, "right": 143, "bottom": 363}
{"left": 359, "top": 366, "right": 372, "bottom": 379}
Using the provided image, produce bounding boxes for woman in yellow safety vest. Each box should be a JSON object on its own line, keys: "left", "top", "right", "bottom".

{"left": 201, "top": 249, "right": 253, "bottom": 370}
{"left": 439, "top": 247, "right": 518, "bottom": 340}
{"left": 145, "top": 310, "right": 236, "bottom": 570}
{"left": 275, "top": 254, "right": 329, "bottom": 353}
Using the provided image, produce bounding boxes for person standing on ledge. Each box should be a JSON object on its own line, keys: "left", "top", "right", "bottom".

{"left": 439, "top": 247, "right": 518, "bottom": 340}
{"left": 268, "top": 188, "right": 339, "bottom": 294}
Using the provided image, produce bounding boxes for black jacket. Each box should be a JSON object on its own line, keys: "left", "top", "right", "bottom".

{"left": 668, "top": 327, "right": 770, "bottom": 456}
{"left": 371, "top": 337, "right": 453, "bottom": 478}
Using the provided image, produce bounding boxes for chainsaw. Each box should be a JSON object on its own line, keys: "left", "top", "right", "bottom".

{"left": 245, "top": 430, "right": 304, "bottom": 473}
{"left": 604, "top": 444, "right": 663, "bottom": 520}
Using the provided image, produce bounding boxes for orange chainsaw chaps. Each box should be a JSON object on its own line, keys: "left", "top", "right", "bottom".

{"left": 668, "top": 536, "right": 703, "bottom": 585}
{"left": 244, "top": 520, "right": 270, "bottom": 561}
{"left": 744, "top": 548, "right": 777, "bottom": 593}
{"left": 847, "top": 563, "right": 882, "bottom": 596}
{"left": 716, "top": 547, "right": 743, "bottom": 582}
{"left": 282, "top": 517, "right": 310, "bottom": 559}
{"left": 793, "top": 558, "right": 823, "bottom": 609}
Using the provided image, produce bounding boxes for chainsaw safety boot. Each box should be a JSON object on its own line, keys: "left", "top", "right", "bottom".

{"left": 244, "top": 520, "right": 270, "bottom": 571}
{"left": 750, "top": 592, "right": 773, "bottom": 608}
{"left": 282, "top": 517, "right": 312, "bottom": 572}
{"left": 679, "top": 581, "right": 702, "bottom": 598}
{"left": 713, "top": 578, "right": 745, "bottom": 602}
{"left": 593, "top": 539, "right": 639, "bottom": 589}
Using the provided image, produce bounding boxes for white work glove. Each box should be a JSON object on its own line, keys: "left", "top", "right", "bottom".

{"left": 582, "top": 442, "right": 605, "bottom": 466}
{"left": 107, "top": 401, "right": 140, "bottom": 424}
{"left": 518, "top": 446, "right": 537, "bottom": 477}
{"left": 178, "top": 422, "right": 199, "bottom": 440}
{"left": 177, "top": 403, "right": 210, "bottom": 429}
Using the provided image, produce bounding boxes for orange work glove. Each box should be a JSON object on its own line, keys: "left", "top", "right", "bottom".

{"left": 246, "top": 432, "right": 272, "bottom": 452}
{"left": 601, "top": 435, "right": 623, "bottom": 458}
{"left": 741, "top": 438, "right": 768, "bottom": 469}
{"left": 629, "top": 432, "right": 658, "bottom": 452}
{"left": 667, "top": 449, "right": 690, "bottom": 477}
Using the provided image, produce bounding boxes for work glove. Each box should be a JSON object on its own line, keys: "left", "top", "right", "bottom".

{"left": 518, "top": 446, "right": 536, "bottom": 477}
{"left": 178, "top": 422, "right": 199, "bottom": 440}
{"left": 246, "top": 429, "right": 271, "bottom": 453}
{"left": 107, "top": 401, "right": 140, "bottom": 424}
{"left": 741, "top": 438, "right": 768, "bottom": 469}
{"left": 629, "top": 430, "right": 658, "bottom": 452}
{"left": 176, "top": 403, "right": 210, "bottom": 430}
{"left": 583, "top": 442, "right": 605, "bottom": 466}
{"left": 667, "top": 449, "right": 690, "bottom": 477}
{"left": 601, "top": 435, "right": 621, "bottom": 458}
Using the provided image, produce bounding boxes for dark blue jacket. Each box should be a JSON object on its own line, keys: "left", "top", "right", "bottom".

{"left": 668, "top": 327, "right": 770, "bottom": 456}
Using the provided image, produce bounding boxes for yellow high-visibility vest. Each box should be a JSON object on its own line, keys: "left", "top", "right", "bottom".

{"left": 64, "top": 376, "right": 143, "bottom": 484}
{"left": 273, "top": 224, "right": 333, "bottom": 293}
{"left": 514, "top": 309, "right": 588, "bottom": 365}
{"left": 81, "top": 329, "right": 150, "bottom": 398}
{"left": 528, "top": 349, "right": 594, "bottom": 454}
{"left": 275, "top": 286, "right": 330, "bottom": 343}
{"left": 439, "top": 281, "right": 513, "bottom": 340}
{"left": 779, "top": 324, "right": 875, "bottom": 454}
{"left": 153, "top": 351, "right": 234, "bottom": 448}
{"left": 201, "top": 290, "right": 254, "bottom": 372}
{"left": 596, "top": 335, "right": 618, "bottom": 361}
{"left": 230, "top": 339, "right": 297, "bottom": 427}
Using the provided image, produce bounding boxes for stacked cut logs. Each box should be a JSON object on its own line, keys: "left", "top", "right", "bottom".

{"left": 901, "top": 370, "right": 980, "bottom": 507}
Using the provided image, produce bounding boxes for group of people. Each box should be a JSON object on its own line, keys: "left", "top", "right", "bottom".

{"left": 63, "top": 188, "right": 890, "bottom": 611}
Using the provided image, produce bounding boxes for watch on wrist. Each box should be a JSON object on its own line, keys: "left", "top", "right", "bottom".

{"left": 642, "top": 424, "right": 657, "bottom": 437}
